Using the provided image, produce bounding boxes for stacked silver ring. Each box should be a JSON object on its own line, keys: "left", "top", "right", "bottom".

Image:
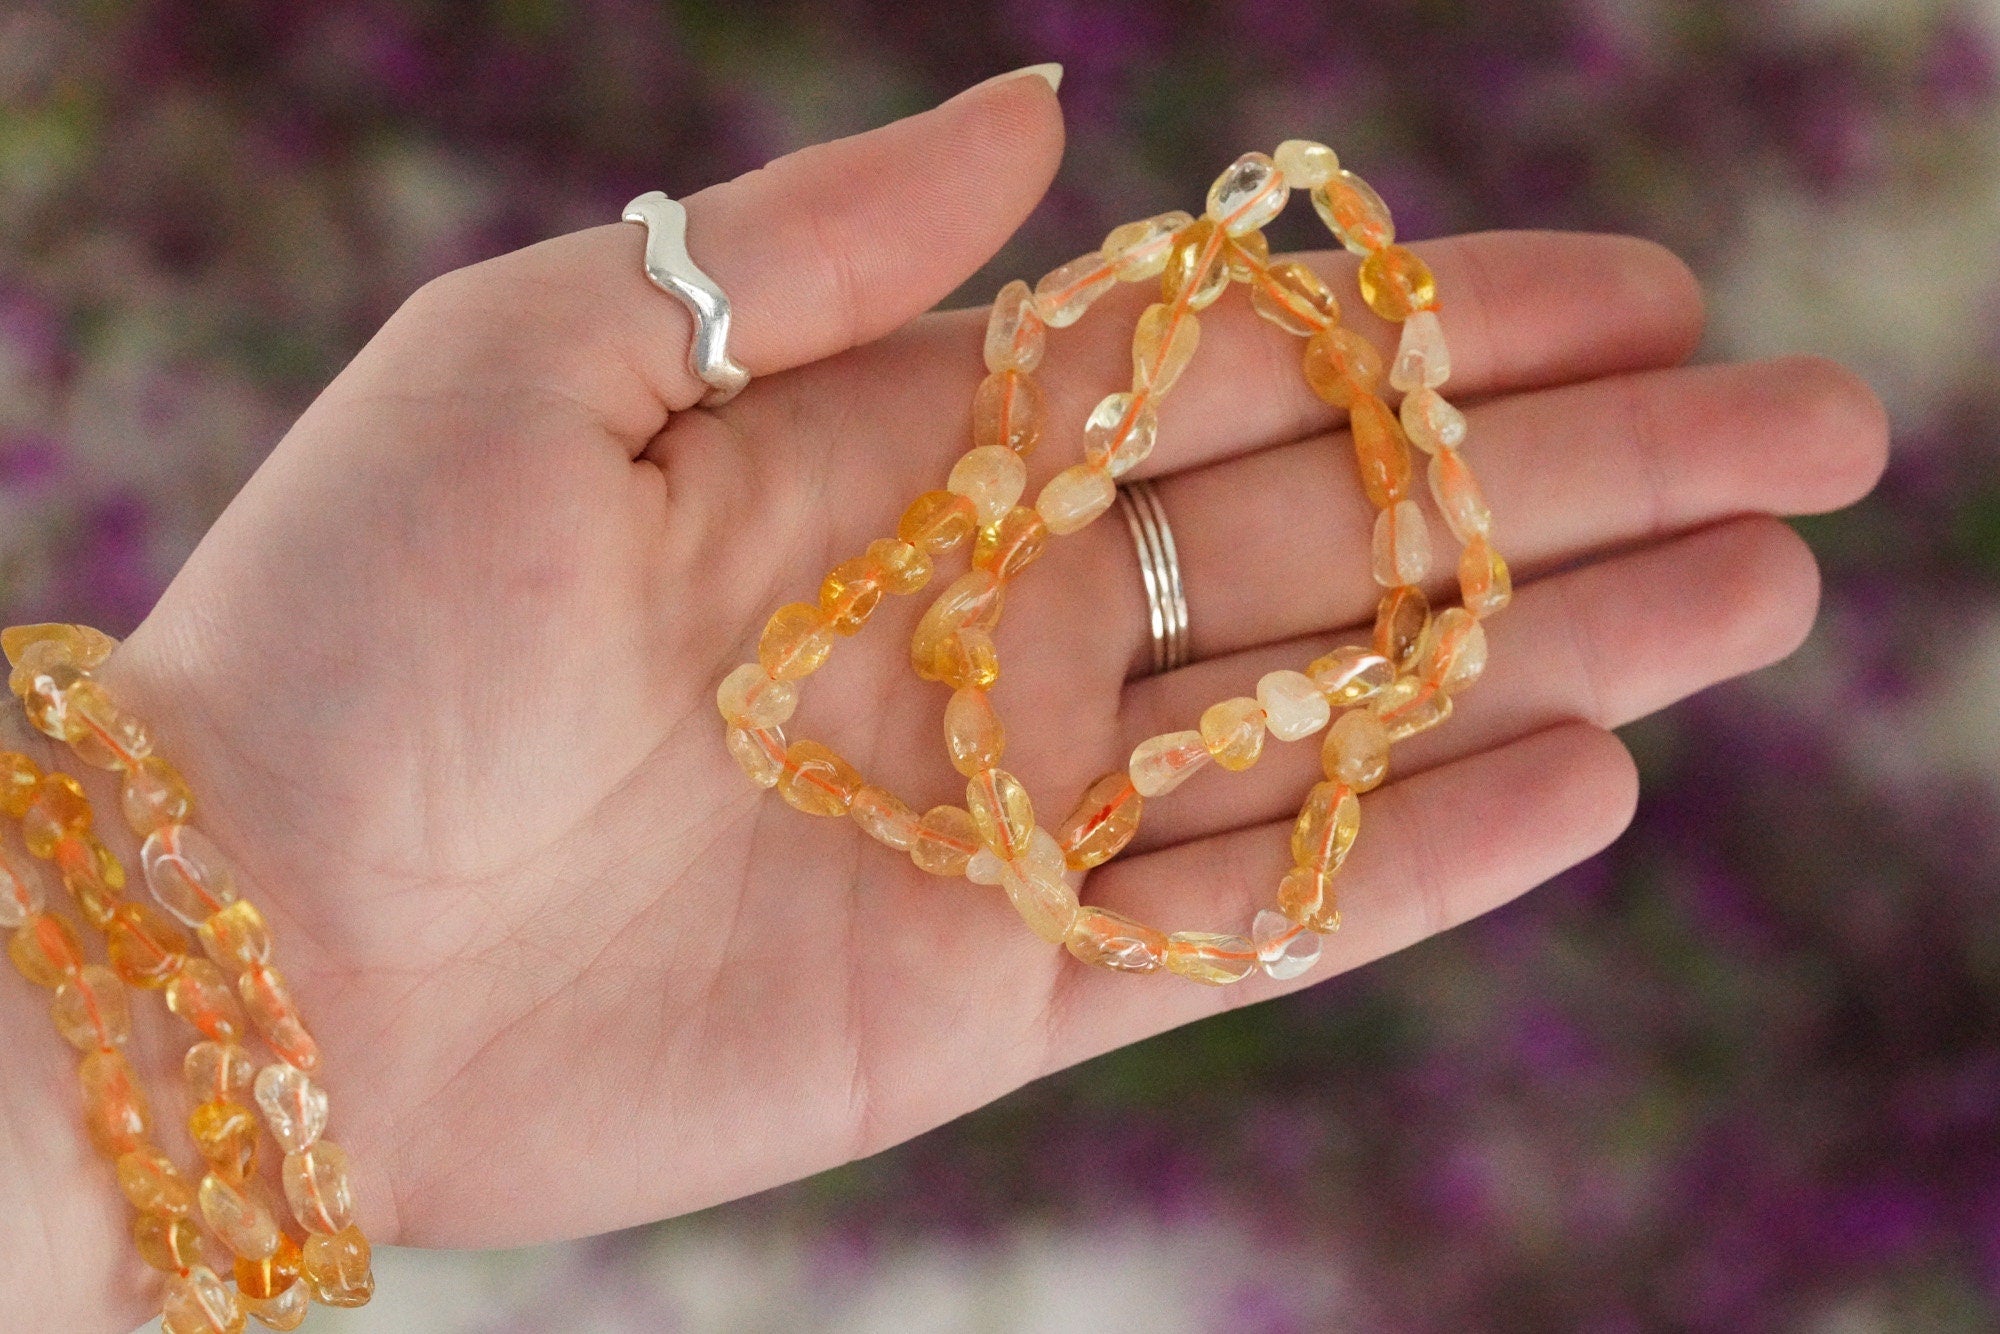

{"left": 1117, "top": 479, "right": 1191, "bottom": 675}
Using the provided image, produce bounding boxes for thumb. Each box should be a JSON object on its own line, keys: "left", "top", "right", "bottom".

{"left": 438, "top": 65, "right": 1066, "bottom": 439}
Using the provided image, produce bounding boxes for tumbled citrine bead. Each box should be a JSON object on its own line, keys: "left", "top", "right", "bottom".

{"left": 134, "top": 1210, "right": 203, "bottom": 1274}
{"left": 778, "top": 740, "right": 862, "bottom": 817}
{"left": 850, "top": 785, "right": 919, "bottom": 852}
{"left": 1323, "top": 709, "right": 1391, "bottom": 793}
{"left": 1033, "top": 249, "right": 1117, "bottom": 327}
{"left": 301, "top": 1223, "right": 374, "bottom": 1307}
{"left": 80, "top": 1046, "right": 149, "bottom": 1156}
{"left": 20, "top": 660, "right": 82, "bottom": 740}
{"left": 966, "top": 767, "right": 1035, "bottom": 860}
{"left": 1035, "top": 463, "right": 1117, "bottom": 535}
{"left": 1256, "top": 670, "right": 1331, "bottom": 741}
{"left": 1164, "top": 932, "right": 1259, "bottom": 985}
{"left": 1292, "top": 781, "right": 1360, "bottom": 873}
{"left": 935, "top": 627, "right": 1001, "bottom": 692}
{"left": 2, "top": 621, "right": 115, "bottom": 676}
{"left": 909, "top": 805, "right": 980, "bottom": 877}
{"left": 254, "top": 1062, "right": 330, "bottom": 1154}
{"left": 1349, "top": 394, "right": 1413, "bottom": 508}
{"left": 199, "top": 1171, "right": 280, "bottom": 1259}
{"left": 898, "top": 489, "right": 978, "bottom": 555}
{"left": 1391, "top": 309, "right": 1451, "bottom": 391}
{"left": 1311, "top": 169, "right": 1395, "bottom": 254}
{"left": 1428, "top": 447, "right": 1491, "bottom": 544}
{"left": 188, "top": 1039, "right": 257, "bottom": 1107}
{"left": 21, "top": 771, "right": 91, "bottom": 858}
{"left": 944, "top": 687, "right": 1006, "bottom": 777}
{"left": 998, "top": 833, "right": 1078, "bottom": 944}
{"left": 1279, "top": 865, "right": 1340, "bottom": 934}
{"left": 866, "top": 537, "right": 931, "bottom": 596}
{"left": 725, "top": 725, "right": 787, "bottom": 789}
{"left": 142, "top": 823, "right": 241, "bottom": 927}
{"left": 1200, "top": 697, "right": 1267, "bottom": 771}
{"left": 983, "top": 279, "right": 1046, "bottom": 374}
{"left": 1249, "top": 260, "right": 1341, "bottom": 336}
{"left": 1371, "top": 676, "right": 1453, "bottom": 742}
{"left": 243, "top": 1282, "right": 308, "bottom": 1331}
{"left": 1373, "top": 584, "right": 1432, "bottom": 672}
{"left": 1206, "top": 151, "right": 1288, "bottom": 234}
{"left": 53, "top": 836, "right": 120, "bottom": 928}
{"left": 1371, "top": 499, "right": 1432, "bottom": 588}
{"left": 1422, "top": 607, "right": 1488, "bottom": 694}
{"left": 972, "top": 506, "right": 1048, "bottom": 581}
{"left": 948, "top": 444, "right": 1029, "bottom": 529}
{"left": 818, "top": 557, "right": 884, "bottom": 636}
{"left": 1064, "top": 906, "right": 1167, "bottom": 972}
{"left": 189, "top": 1097, "right": 260, "bottom": 1180}
{"left": 1101, "top": 210, "right": 1193, "bottom": 281}
{"left": 1300, "top": 327, "right": 1384, "bottom": 408}
{"left": 165, "top": 957, "right": 247, "bottom": 1042}
{"left": 120, "top": 753, "right": 195, "bottom": 836}
{"left": 1308, "top": 646, "right": 1396, "bottom": 708}
{"left": 236, "top": 1231, "right": 302, "bottom": 1301}
{"left": 1274, "top": 138, "right": 1340, "bottom": 189}
{"left": 10, "top": 911, "right": 81, "bottom": 987}
{"left": 0, "top": 749, "right": 40, "bottom": 817}
{"left": 62, "top": 677, "right": 151, "bottom": 769}
{"left": 715, "top": 663, "right": 797, "bottom": 730}
{"left": 1083, "top": 391, "right": 1159, "bottom": 477}
{"left": 1358, "top": 244, "right": 1437, "bottom": 322}
{"left": 1053, "top": 772, "right": 1143, "bottom": 870}
{"left": 1222, "top": 228, "right": 1270, "bottom": 281}
{"left": 1459, "top": 532, "right": 1513, "bottom": 618}
{"left": 1254, "top": 907, "right": 1322, "bottom": 980}
{"left": 240, "top": 963, "right": 320, "bottom": 1070}
{"left": 1132, "top": 303, "right": 1201, "bottom": 396}
{"left": 1401, "top": 388, "right": 1467, "bottom": 458}
{"left": 1128, "top": 730, "right": 1211, "bottom": 798}
{"left": 116, "top": 1145, "right": 196, "bottom": 1216}
{"left": 108, "top": 900, "right": 191, "bottom": 988}
{"left": 284, "top": 1141, "right": 355, "bottom": 1235}
{"left": 0, "top": 842, "right": 43, "bottom": 928}
{"left": 199, "top": 899, "right": 272, "bottom": 971}
{"left": 52, "top": 963, "right": 130, "bottom": 1051}
{"left": 757, "top": 602, "right": 834, "bottom": 682}
{"left": 1161, "top": 219, "right": 1229, "bottom": 310}
{"left": 911, "top": 569, "right": 1003, "bottom": 680}
{"left": 162, "top": 1263, "right": 246, "bottom": 1334}
{"left": 971, "top": 369, "right": 1046, "bottom": 456}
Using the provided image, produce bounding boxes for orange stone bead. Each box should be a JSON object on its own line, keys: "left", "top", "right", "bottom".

{"left": 972, "top": 506, "right": 1047, "bottom": 581}
{"left": 1348, "top": 394, "right": 1413, "bottom": 508}
{"left": 1301, "top": 328, "right": 1385, "bottom": 408}
{"left": 1279, "top": 865, "right": 1341, "bottom": 934}
{"left": 777, "top": 740, "right": 862, "bottom": 817}
{"left": 301, "top": 1224, "right": 374, "bottom": 1307}
{"left": 134, "top": 1210, "right": 203, "bottom": 1274}
{"left": 1291, "top": 781, "right": 1360, "bottom": 873}
{"left": 1164, "top": 932, "right": 1259, "bottom": 985}
{"left": 162, "top": 1262, "right": 245, "bottom": 1334}
{"left": 1357, "top": 244, "right": 1438, "bottom": 321}
{"left": 849, "top": 785, "right": 920, "bottom": 852}
{"left": 189, "top": 1097, "right": 261, "bottom": 1180}
{"left": 52, "top": 963, "right": 130, "bottom": 1051}
{"left": 117, "top": 1145, "right": 197, "bottom": 1216}
{"left": 944, "top": 687, "right": 1006, "bottom": 777}
{"left": 80, "top": 1047, "right": 150, "bottom": 1156}
{"left": 1160, "top": 218, "right": 1228, "bottom": 310}
{"left": 0, "top": 749, "right": 40, "bottom": 817}
{"left": 235, "top": 1231, "right": 302, "bottom": 1301}
{"left": 971, "top": 369, "right": 1046, "bottom": 456}
{"left": 166, "top": 958, "right": 247, "bottom": 1042}
{"left": 21, "top": 771, "right": 91, "bottom": 858}
{"left": 283, "top": 1141, "right": 356, "bottom": 1235}
{"left": 757, "top": 602, "right": 835, "bottom": 682}
{"left": 9, "top": 911, "right": 81, "bottom": 987}
{"left": 199, "top": 899, "right": 272, "bottom": 971}
{"left": 1459, "top": 532, "right": 1513, "bottom": 618}
{"left": 1249, "top": 259, "right": 1341, "bottom": 336}
{"left": 107, "top": 900, "right": 191, "bottom": 989}
{"left": 1200, "top": 697, "right": 1267, "bottom": 771}
{"left": 1065, "top": 906, "right": 1168, "bottom": 972}
{"left": 1311, "top": 169, "right": 1395, "bottom": 254}
{"left": 911, "top": 569, "right": 1003, "bottom": 681}
{"left": 966, "top": 767, "right": 1035, "bottom": 861}
{"left": 909, "top": 805, "right": 981, "bottom": 877}
{"left": 866, "top": 538, "right": 931, "bottom": 596}
{"left": 897, "top": 490, "right": 979, "bottom": 555}
{"left": 1373, "top": 585, "right": 1432, "bottom": 673}
{"left": 818, "top": 556, "right": 885, "bottom": 636}
{"left": 1053, "top": 772, "right": 1144, "bottom": 870}
{"left": 53, "top": 835, "right": 120, "bottom": 928}
{"left": 198, "top": 1170, "right": 281, "bottom": 1259}
{"left": 243, "top": 1283, "right": 308, "bottom": 1331}
{"left": 934, "top": 626, "right": 1001, "bottom": 692}
{"left": 239, "top": 963, "right": 321, "bottom": 1071}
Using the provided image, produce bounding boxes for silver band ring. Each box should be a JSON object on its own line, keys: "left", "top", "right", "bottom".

{"left": 1117, "top": 479, "right": 1191, "bottom": 675}
{"left": 622, "top": 191, "right": 752, "bottom": 407}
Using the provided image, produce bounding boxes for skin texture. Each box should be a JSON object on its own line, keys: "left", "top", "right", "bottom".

{"left": 0, "top": 72, "right": 1888, "bottom": 1329}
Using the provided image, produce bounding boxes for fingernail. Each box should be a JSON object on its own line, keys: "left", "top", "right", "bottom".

{"left": 961, "top": 62, "right": 1063, "bottom": 99}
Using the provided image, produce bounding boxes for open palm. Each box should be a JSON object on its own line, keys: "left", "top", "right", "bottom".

{"left": 3, "top": 72, "right": 1887, "bottom": 1327}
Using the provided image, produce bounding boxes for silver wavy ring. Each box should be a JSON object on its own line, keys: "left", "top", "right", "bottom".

{"left": 622, "top": 191, "right": 751, "bottom": 407}
{"left": 1117, "top": 479, "right": 1191, "bottom": 675}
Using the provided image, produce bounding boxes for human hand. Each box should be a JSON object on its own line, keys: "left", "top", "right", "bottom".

{"left": 0, "top": 67, "right": 1887, "bottom": 1328}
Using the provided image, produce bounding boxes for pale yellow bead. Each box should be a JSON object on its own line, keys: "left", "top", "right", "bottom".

{"left": 1279, "top": 865, "right": 1340, "bottom": 934}
{"left": 999, "top": 843, "right": 1078, "bottom": 944}
{"left": 1249, "top": 260, "right": 1341, "bottom": 336}
{"left": 1161, "top": 219, "right": 1229, "bottom": 311}
{"left": 1459, "top": 533, "right": 1513, "bottom": 618}
{"left": 972, "top": 368, "right": 1046, "bottom": 456}
{"left": 1390, "top": 309, "right": 1451, "bottom": 391}
{"left": 1035, "top": 463, "right": 1116, "bottom": 535}
{"left": 198, "top": 1171, "right": 280, "bottom": 1260}
{"left": 947, "top": 444, "right": 1028, "bottom": 528}
{"left": 1311, "top": 170, "right": 1395, "bottom": 254}
{"left": 1291, "top": 781, "right": 1360, "bottom": 872}
{"left": 1400, "top": 386, "right": 1468, "bottom": 455}
{"left": 1083, "top": 392, "right": 1159, "bottom": 477}
{"left": 1199, "top": 697, "right": 1266, "bottom": 771}
{"left": 984, "top": 278, "right": 1046, "bottom": 374}
{"left": 1306, "top": 646, "right": 1395, "bottom": 706}
{"left": 1420, "top": 607, "right": 1488, "bottom": 694}
{"left": 1129, "top": 730, "right": 1211, "bottom": 798}
{"left": 1164, "top": 932, "right": 1258, "bottom": 985}
{"left": 1131, "top": 303, "right": 1201, "bottom": 397}
{"left": 1374, "top": 585, "right": 1431, "bottom": 672}
{"left": 1253, "top": 907, "right": 1322, "bottom": 980}
{"left": 162, "top": 1264, "right": 245, "bottom": 1334}
{"left": 1274, "top": 139, "right": 1340, "bottom": 189}
{"left": 934, "top": 626, "right": 1001, "bottom": 691}
{"left": 1065, "top": 906, "right": 1168, "bottom": 972}
{"left": 1370, "top": 676, "right": 1454, "bottom": 741}
{"left": 1033, "top": 250, "right": 1117, "bottom": 327}
{"left": 910, "top": 806, "right": 980, "bottom": 877}
{"left": 866, "top": 538, "right": 932, "bottom": 596}
{"left": 944, "top": 687, "right": 1006, "bottom": 777}
{"left": 715, "top": 663, "right": 797, "bottom": 730}
{"left": 1205, "top": 152, "right": 1288, "bottom": 235}
{"left": 1323, "top": 709, "right": 1390, "bottom": 793}
{"left": 1371, "top": 499, "right": 1433, "bottom": 588}
{"left": 757, "top": 602, "right": 834, "bottom": 681}
{"left": 778, "top": 740, "right": 863, "bottom": 817}
{"left": 966, "top": 767, "right": 1035, "bottom": 861}
{"left": 1102, "top": 210, "right": 1195, "bottom": 281}
{"left": 1429, "top": 448, "right": 1492, "bottom": 543}
{"left": 1256, "top": 669, "right": 1331, "bottom": 742}
{"left": 850, "top": 786, "right": 920, "bottom": 852}
{"left": 725, "top": 725, "right": 787, "bottom": 789}
{"left": 911, "top": 569, "right": 1004, "bottom": 679}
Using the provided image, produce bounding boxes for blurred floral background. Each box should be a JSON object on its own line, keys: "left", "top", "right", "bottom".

{"left": 4, "top": 0, "right": 1998, "bottom": 1330}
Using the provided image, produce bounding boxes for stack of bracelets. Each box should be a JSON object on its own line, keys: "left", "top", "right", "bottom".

{"left": 717, "top": 138, "right": 1509, "bottom": 981}
{"left": 1, "top": 624, "right": 372, "bottom": 1330}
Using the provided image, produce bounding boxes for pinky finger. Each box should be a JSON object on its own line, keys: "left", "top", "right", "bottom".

{"left": 1040, "top": 722, "right": 1640, "bottom": 1073}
